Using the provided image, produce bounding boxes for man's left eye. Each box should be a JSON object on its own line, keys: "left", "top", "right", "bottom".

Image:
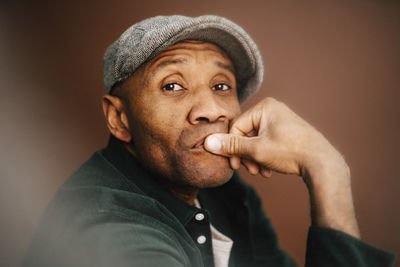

{"left": 213, "top": 83, "right": 231, "bottom": 91}
{"left": 162, "top": 83, "right": 184, "bottom": 91}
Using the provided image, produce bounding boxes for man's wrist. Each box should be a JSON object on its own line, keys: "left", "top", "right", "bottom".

{"left": 302, "top": 151, "right": 361, "bottom": 238}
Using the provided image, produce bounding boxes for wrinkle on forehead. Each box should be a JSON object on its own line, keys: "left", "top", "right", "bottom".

{"left": 144, "top": 40, "right": 235, "bottom": 75}
{"left": 173, "top": 41, "right": 232, "bottom": 67}
{"left": 149, "top": 58, "right": 189, "bottom": 77}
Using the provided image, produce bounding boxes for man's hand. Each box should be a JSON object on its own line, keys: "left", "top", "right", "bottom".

{"left": 204, "top": 97, "right": 361, "bottom": 238}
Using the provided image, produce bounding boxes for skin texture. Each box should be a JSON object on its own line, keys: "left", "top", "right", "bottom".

{"left": 204, "top": 97, "right": 361, "bottom": 238}
{"left": 103, "top": 40, "right": 360, "bottom": 239}
{"left": 102, "top": 41, "right": 241, "bottom": 205}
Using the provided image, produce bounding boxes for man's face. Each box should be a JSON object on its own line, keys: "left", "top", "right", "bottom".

{"left": 122, "top": 41, "right": 241, "bottom": 192}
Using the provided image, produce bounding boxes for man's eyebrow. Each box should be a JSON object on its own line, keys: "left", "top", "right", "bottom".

{"left": 215, "top": 61, "right": 235, "bottom": 74}
{"left": 149, "top": 58, "right": 188, "bottom": 75}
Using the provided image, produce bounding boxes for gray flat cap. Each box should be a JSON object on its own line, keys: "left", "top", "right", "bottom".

{"left": 103, "top": 15, "right": 263, "bottom": 103}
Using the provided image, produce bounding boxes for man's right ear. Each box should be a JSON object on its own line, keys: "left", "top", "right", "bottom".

{"left": 102, "top": 95, "right": 132, "bottom": 143}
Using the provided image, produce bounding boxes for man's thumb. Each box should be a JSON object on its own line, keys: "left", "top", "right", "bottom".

{"left": 204, "top": 133, "right": 253, "bottom": 157}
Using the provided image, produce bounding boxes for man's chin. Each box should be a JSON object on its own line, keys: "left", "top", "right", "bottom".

{"left": 196, "top": 168, "right": 234, "bottom": 189}
{"left": 182, "top": 152, "right": 234, "bottom": 189}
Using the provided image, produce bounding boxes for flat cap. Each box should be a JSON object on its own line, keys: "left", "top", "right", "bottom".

{"left": 103, "top": 15, "right": 263, "bottom": 103}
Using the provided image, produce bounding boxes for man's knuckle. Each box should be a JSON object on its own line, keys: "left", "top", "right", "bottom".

{"left": 227, "top": 135, "right": 241, "bottom": 155}
{"left": 263, "top": 97, "right": 277, "bottom": 106}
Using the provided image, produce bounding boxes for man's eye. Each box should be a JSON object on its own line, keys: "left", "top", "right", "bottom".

{"left": 162, "top": 83, "right": 184, "bottom": 91}
{"left": 213, "top": 83, "right": 231, "bottom": 91}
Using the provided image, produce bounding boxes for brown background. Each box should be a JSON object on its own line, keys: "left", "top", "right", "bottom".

{"left": 1, "top": 0, "right": 399, "bottom": 266}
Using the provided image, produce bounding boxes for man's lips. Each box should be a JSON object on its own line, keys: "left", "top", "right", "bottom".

{"left": 179, "top": 122, "right": 228, "bottom": 151}
{"left": 190, "top": 130, "right": 226, "bottom": 150}
{"left": 192, "top": 137, "right": 206, "bottom": 149}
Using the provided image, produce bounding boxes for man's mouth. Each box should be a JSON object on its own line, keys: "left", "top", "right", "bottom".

{"left": 183, "top": 122, "right": 229, "bottom": 151}
{"left": 192, "top": 137, "right": 206, "bottom": 150}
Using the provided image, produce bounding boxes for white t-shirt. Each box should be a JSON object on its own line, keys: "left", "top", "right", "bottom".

{"left": 194, "top": 199, "right": 234, "bottom": 267}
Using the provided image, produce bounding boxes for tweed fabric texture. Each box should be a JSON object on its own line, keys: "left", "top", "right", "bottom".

{"left": 103, "top": 15, "right": 264, "bottom": 103}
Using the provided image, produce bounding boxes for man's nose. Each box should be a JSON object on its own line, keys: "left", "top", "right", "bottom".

{"left": 188, "top": 90, "right": 231, "bottom": 124}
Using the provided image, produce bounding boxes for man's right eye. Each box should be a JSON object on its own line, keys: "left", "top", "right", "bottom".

{"left": 162, "top": 83, "right": 184, "bottom": 91}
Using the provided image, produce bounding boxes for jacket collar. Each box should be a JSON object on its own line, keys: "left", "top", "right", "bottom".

{"left": 101, "top": 136, "right": 200, "bottom": 226}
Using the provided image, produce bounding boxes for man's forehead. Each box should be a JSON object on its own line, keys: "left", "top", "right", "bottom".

{"left": 143, "top": 40, "right": 234, "bottom": 72}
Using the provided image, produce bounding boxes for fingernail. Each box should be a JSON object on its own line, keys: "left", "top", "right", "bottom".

{"left": 205, "top": 135, "right": 222, "bottom": 152}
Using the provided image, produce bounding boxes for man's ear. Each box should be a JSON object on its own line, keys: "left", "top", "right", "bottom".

{"left": 102, "top": 95, "right": 132, "bottom": 143}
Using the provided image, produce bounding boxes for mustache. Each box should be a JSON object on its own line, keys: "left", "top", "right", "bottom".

{"left": 176, "top": 121, "right": 229, "bottom": 149}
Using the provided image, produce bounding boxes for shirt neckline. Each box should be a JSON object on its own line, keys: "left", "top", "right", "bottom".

{"left": 101, "top": 135, "right": 200, "bottom": 226}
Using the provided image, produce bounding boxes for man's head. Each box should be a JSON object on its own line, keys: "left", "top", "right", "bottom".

{"left": 101, "top": 15, "right": 263, "bottom": 200}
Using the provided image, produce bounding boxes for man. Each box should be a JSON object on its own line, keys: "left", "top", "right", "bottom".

{"left": 23, "top": 15, "right": 395, "bottom": 267}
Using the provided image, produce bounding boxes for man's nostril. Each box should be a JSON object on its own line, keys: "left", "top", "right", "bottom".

{"left": 196, "top": 117, "right": 210, "bottom": 123}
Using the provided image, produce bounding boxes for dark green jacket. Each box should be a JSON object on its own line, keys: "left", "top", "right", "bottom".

{"left": 23, "top": 137, "right": 396, "bottom": 266}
